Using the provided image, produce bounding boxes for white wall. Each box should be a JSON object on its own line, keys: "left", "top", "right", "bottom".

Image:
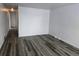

{"left": 49, "top": 4, "right": 79, "bottom": 48}
{"left": 10, "top": 11, "right": 18, "bottom": 29}
{"left": 0, "top": 4, "right": 9, "bottom": 48}
{"left": 18, "top": 7, "right": 50, "bottom": 37}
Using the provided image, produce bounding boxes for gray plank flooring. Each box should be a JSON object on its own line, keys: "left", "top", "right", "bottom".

{"left": 0, "top": 32, "right": 79, "bottom": 56}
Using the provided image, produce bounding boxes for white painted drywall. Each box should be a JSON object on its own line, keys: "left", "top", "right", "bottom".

{"left": 10, "top": 12, "right": 18, "bottom": 29}
{"left": 18, "top": 7, "right": 50, "bottom": 37}
{"left": 8, "top": 12, "right": 11, "bottom": 29}
{"left": 0, "top": 4, "right": 9, "bottom": 48}
{"left": 49, "top": 4, "right": 79, "bottom": 48}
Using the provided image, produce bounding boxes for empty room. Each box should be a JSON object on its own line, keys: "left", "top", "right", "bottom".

{"left": 0, "top": 3, "right": 79, "bottom": 56}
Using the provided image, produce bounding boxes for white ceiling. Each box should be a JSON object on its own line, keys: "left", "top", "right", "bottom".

{"left": 4, "top": 3, "right": 75, "bottom": 10}
{"left": 18, "top": 3, "right": 75, "bottom": 10}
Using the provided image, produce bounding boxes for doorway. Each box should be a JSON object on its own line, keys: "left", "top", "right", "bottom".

{"left": 8, "top": 7, "right": 18, "bottom": 37}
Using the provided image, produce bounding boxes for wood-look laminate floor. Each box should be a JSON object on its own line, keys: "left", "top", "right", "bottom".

{"left": 0, "top": 30, "right": 79, "bottom": 56}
